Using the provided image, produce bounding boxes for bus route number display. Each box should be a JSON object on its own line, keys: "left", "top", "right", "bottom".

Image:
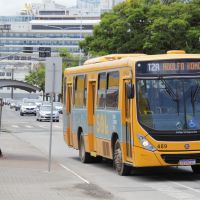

{"left": 136, "top": 59, "right": 200, "bottom": 75}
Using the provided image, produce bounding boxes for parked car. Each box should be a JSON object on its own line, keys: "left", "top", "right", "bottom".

{"left": 20, "top": 102, "right": 37, "bottom": 116}
{"left": 36, "top": 105, "right": 59, "bottom": 122}
{"left": 53, "top": 102, "right": 63, "bottom": 114}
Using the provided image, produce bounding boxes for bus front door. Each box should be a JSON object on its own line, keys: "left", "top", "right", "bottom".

{"left": 124, "top": 80, "right": 133, "bottom": 161}
{"left": 88, "top": 81, "right": 96, "bottom": 152}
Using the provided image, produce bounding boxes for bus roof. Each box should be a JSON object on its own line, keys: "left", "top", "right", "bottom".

{"left": 64, "top": 52, "right": 200, "bottom": 76}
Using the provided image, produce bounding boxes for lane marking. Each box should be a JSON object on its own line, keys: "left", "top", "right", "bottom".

{"left": 12, "top": 125, "right": 19, "bottom": 128}
{"left": 172, "top": 181, "right": 200, "bottom": 194}
{"left": 54, "top": 125, "right": 60, "bottom": 128}
{"left": 25, "top": 125, "right": 33, "bottom": 128}
{"left": 37, "top": 125, "right": 47, "bottom": 129}
{"left": 59, "top": 164, "right": 90, "bottom": 184}
{"left": 146, "top": 183, "right": 199, "bottom": 200}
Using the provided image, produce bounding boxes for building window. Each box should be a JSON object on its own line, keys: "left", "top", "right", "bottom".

{"left": 97, "top": 72, "right": 106, "bottom": 109}
{"left": 0, "top": 72, "right": 5, "bottom": 76}
{"left": 6, "top": 72, "right": 11, "bottom": 76}
{"left": 106, "top": 71, "right": 119, "bottom": 109}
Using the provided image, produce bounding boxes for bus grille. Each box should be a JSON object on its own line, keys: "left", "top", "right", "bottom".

{"left": 161, "top": 154, "right": 200, "bottom": 164}
{"left": 151, "top": 133, "right": 200, "bottom": 141}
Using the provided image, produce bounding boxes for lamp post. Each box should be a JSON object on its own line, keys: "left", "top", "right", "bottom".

{"left": 79, "top": 9, "right": 83, "bottom": 66}
{"left": 11, "top": 66, "right": 14, "bottom": 99}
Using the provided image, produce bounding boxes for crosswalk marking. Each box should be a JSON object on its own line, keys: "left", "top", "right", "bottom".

{"left": 9, "top": 124, "right": 61, "bottom": 129}
{"left": 37, "top": 125, "right": 48, "bottom": 129}
{"left": 12, "top": 125, "right": 19, "bottom": 128}
{"left": 25, "top": 125, "right": 33, "bottom": 128}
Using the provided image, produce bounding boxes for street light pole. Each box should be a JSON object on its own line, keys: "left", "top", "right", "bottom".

{"left": 11, "top": 67, "right": 14, "bottom": 99}
{"left": 79, "top": 9, "right": 83, "bottom": 66}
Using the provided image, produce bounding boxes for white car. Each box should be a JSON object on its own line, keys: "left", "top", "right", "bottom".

{"left": 36, "top": 105, "right": 59, "bottom": 122}
{"left": 53, "top": 102, "right": 63, "bottom": 114}
{"left": 20, "top": 102, "right": 37, "bottom": 116}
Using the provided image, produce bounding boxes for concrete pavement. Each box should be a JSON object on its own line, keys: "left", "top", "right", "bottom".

{"left": 0, "top": 131, "right": 114, "bottom": 200}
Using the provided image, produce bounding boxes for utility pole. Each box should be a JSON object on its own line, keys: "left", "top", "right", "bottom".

{"left": 11, "top": 67, "right": 14, "bottom": 99}
{"left": 79, "top": 9, "right": 83, "bottom": 66}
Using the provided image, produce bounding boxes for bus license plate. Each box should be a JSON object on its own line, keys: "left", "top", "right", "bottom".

{"left": 179, "top": 159, "right": 196, "bottom": 166}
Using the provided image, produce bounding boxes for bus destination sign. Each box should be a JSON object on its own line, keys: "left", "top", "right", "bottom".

{"left": 136, "top": 59, "right": 200, "bottom": 75}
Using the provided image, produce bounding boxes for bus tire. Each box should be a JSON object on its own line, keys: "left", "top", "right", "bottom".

{"left": 191, "top": 165, "right": 200, "bottom": 174}
{"left": 113, "top": 140, "right": 131, "bottom": 176}
{"left": 79, "top": 134, "right": 92, "bottom": 163}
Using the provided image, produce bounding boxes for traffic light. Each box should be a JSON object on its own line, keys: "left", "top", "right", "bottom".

{"left": 39, "top": 47, "right": 51, "bottom": 58}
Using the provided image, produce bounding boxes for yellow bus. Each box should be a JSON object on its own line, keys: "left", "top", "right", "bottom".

{"left": 63, "top": 51, "right": 200, "bottom": 175}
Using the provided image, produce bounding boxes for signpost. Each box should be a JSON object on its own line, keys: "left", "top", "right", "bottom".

{"left": 0, "top": 98, "right": 3, "bottom": 157}
{"left": 45, "top": 57, "right": 62, "bottom": 172}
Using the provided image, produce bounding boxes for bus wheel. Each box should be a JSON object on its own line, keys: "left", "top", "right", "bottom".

{"left": 79, "top": 135, "right": 92, "bottom": 163}
{"left": 191, "top": 165, "right": 200, "bottom": 174}
{"left": 114, "top": 140, "right": 131, "bottom": 176}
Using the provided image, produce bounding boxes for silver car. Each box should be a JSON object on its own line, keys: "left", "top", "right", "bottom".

{"left": 20, "top": 102, "right": 37, "bottom": 116}
{"left": 36, "top": 105, "right": 59, "bottom": 122}
{"left": 53, "top": 102, "right": 63, "bottom": 114}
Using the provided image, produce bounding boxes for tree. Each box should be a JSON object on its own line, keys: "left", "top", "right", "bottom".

{"left": 80, "top": 0, "right": 200, "bottom": 55}
{"left": 25, "top": 63, "right": 45, "bottom": 92}
{"left": 25, "top": 63, "right": 45, "bottom": 99}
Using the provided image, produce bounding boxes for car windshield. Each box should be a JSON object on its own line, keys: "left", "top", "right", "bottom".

{"left": 53, "top": 102, "right": 62, "bottom": 106}
{"left": 40, "top": 106, "right": 56, "bottom": 111}
{"left": 23, "top": 103, "right": 35, "bottom": 106}
{"left": 137, "top": 78, "right": 200, "bottom": 131}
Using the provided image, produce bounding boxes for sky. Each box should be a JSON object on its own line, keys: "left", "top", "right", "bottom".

{"left": 0, "top": 0, "right": 76, "bottom": 16}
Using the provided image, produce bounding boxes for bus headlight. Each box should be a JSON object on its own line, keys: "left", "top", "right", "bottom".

{"left": 137, "top": 135, "right": 156, "bottom": 152}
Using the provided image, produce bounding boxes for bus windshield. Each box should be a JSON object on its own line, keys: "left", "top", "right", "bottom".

{"left": 137, "top": 78, "right": 200, "bottom": 131}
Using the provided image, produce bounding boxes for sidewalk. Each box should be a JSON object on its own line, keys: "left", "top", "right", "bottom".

{"left": 0, "top": 132, "right": 113, "bottom": 200}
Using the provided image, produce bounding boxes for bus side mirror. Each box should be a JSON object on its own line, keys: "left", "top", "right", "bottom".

{"left": 126, "top": 83, "right": 134, "bottom": 99}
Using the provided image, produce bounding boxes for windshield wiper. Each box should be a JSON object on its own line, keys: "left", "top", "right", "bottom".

{"left": 159, "top": 77, "right": 180, "bottom": 115}
{"left": 191, "top": 84, "right": 200, "bottom": 116}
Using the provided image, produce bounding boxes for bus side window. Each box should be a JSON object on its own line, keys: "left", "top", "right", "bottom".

{"left": 74, "top": 75, "right": 85, "bottom": 108}
{"left": 106, "top": 71, "right": 119, "bottom": 109}
{"left": 97, "top": 72, "right": 106, "bottom": 109}
{"left": 84, "top": 75, "right": 87, "bottom": 107}
{"left": 63, "top": 77, "right": 67, "bottom": 107}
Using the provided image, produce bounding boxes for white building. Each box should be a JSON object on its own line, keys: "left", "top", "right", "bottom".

{"left": 0, "top": 0, "right": 124, "bottom": 99}
{"left": 0, "top": 0, "right": 100, "bottom": 98}
{"left": 77, "top": 0, "right": 125, "bottom": 11}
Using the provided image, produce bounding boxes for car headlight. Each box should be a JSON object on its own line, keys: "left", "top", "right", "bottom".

{"left": 137, "top": 134, "right": 156, "bottom": 152}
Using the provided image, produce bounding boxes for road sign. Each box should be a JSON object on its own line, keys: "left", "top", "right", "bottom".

{"left": 45, "top": 57, "right": 62, "bottom": 172}
{"left": 45, "top": 57, "right": 62, "bottom": 94}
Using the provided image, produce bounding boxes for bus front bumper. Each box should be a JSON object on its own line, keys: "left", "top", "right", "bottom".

{"left": 134, "top": 146, "right": 200, "bottom": 167}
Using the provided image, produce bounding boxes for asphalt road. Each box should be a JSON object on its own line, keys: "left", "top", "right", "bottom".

{"left": 1, "top": 106, "right": 200, "bottom": 200}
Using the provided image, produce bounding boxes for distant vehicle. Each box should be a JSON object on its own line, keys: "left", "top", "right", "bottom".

{"left": 53, "top": 102, "right": 63, "bottom": 114}
{"left": 10, "top": 100, "right": 16, "bottom": 109}
{"left": 20, "top": 102, "right": 37, "bottom": 116}
{"left": 36, "top": 105, "right": 59, "bottom": 122}
{"left": 15, "top": 100, "right": 22, "bottom": 111}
